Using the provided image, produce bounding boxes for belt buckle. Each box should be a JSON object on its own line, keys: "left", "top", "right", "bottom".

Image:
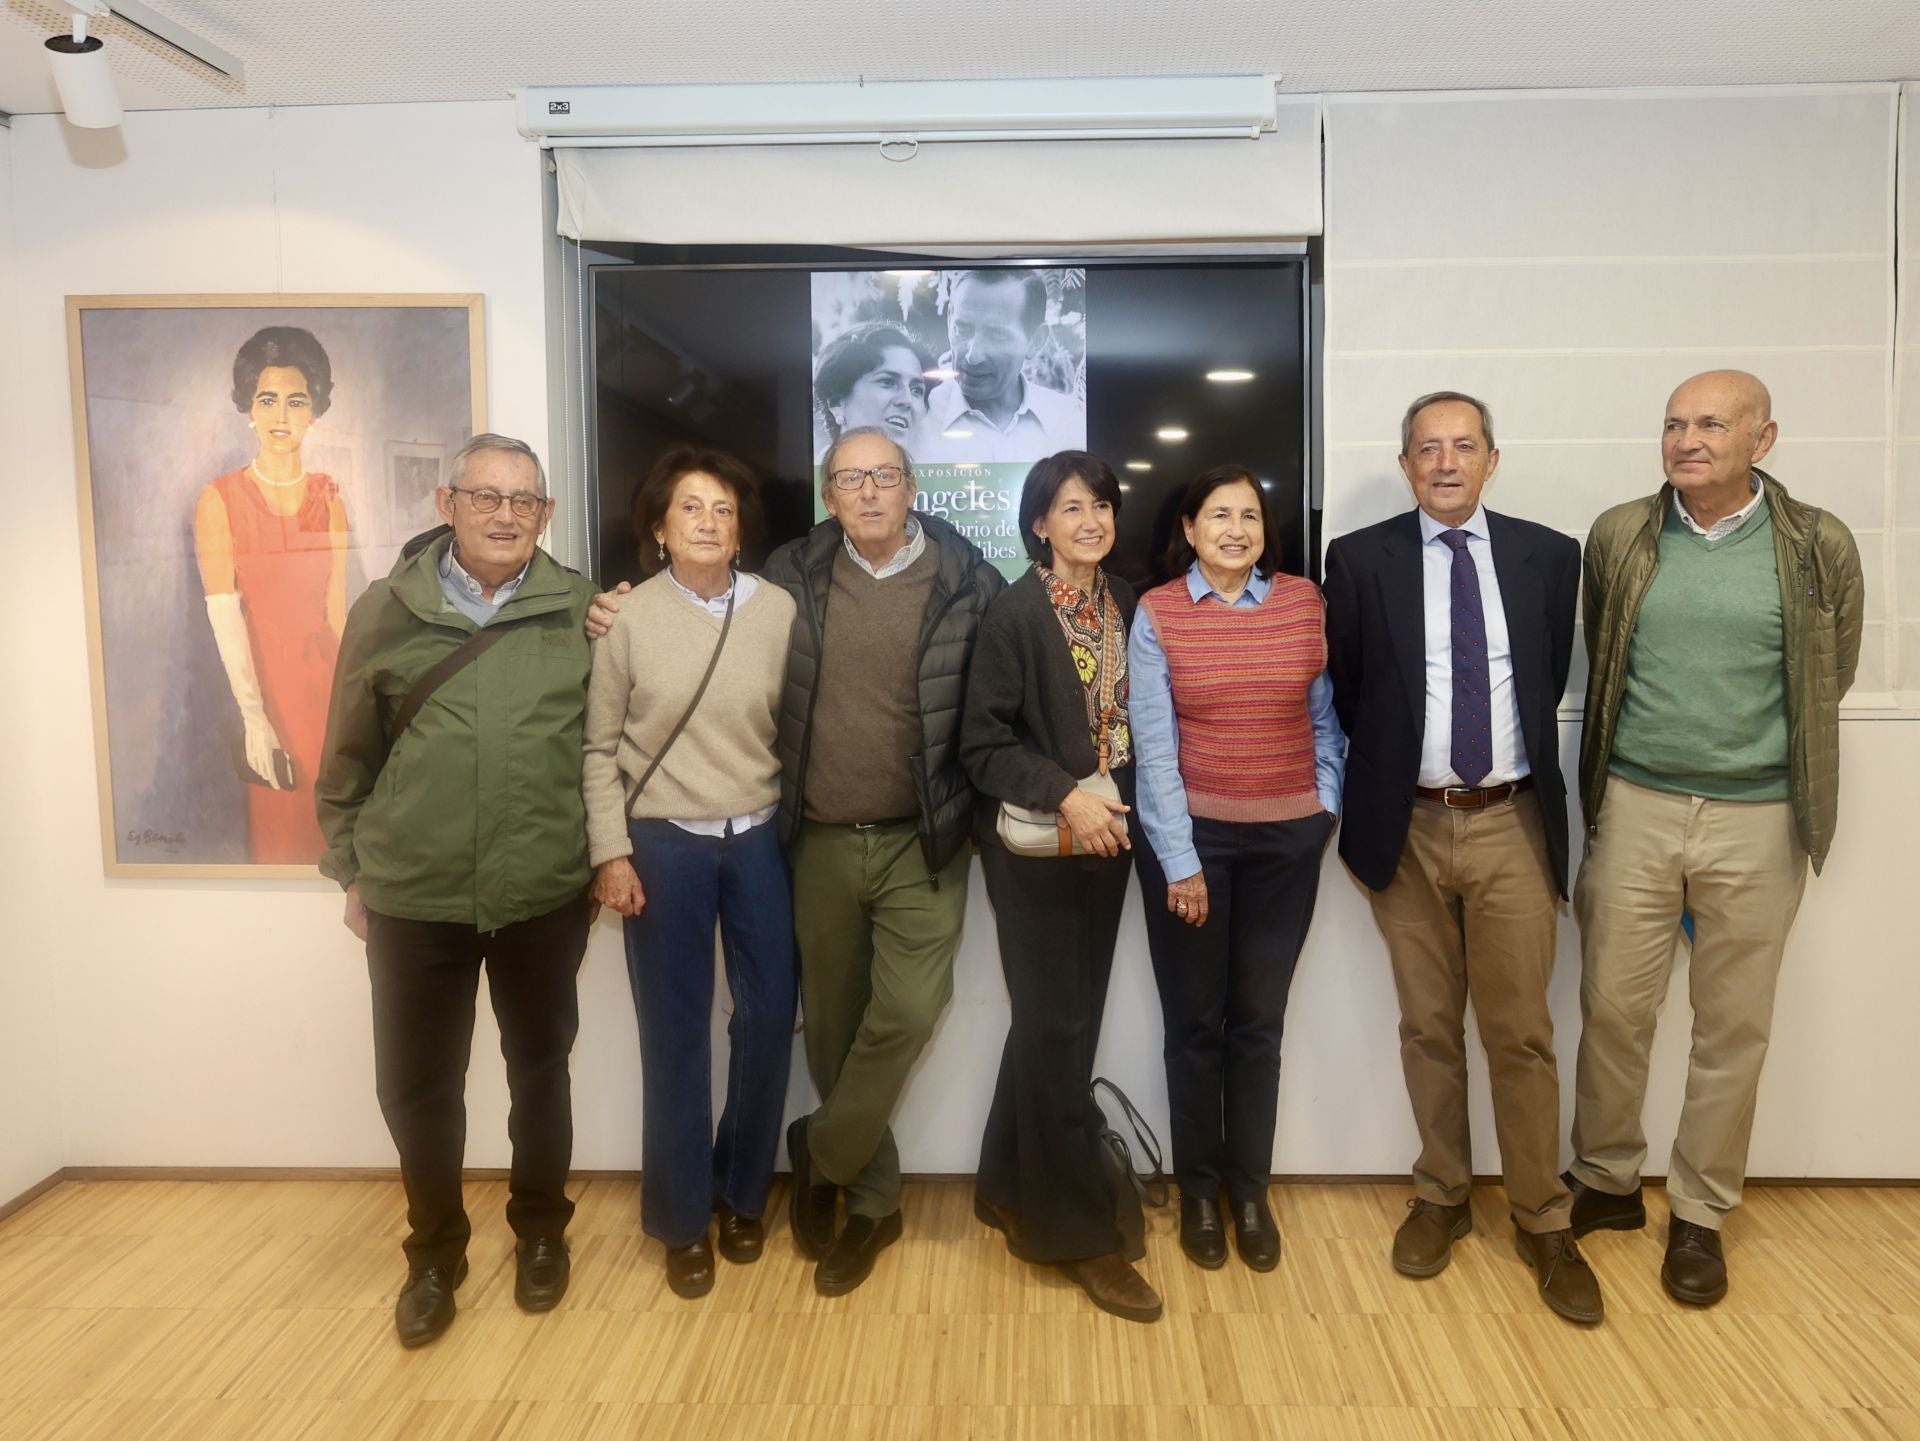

{"left": 1441, "top": 787, "right": 1478, "bottom": 809}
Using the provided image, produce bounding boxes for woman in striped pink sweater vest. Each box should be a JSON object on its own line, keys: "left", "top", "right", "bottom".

{"left": 1128, "top": 465, "right": 1347, "bottom": 1274}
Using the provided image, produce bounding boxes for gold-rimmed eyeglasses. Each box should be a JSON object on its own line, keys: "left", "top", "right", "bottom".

{"left": 448, "top": 485, "right": 548, "bottom": 518}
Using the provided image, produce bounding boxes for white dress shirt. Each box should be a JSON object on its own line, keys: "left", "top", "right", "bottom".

{"left": 1417, "top": 505, "right": 1529, "bottom": 788}
{"left": 915, "top": 378, "right": 1085, "bottom": 463}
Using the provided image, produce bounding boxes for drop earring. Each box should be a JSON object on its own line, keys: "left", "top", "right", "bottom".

{"left": 657, "top": 542, "right": 666, "bottom": 561}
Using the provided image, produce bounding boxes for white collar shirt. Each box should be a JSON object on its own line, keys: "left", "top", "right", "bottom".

{"left": 1673, "top": 472, "right": 1764, "bottom": 541}
{"left": 916, "top": 378, "right": 1083, "bottom": 464}
{"left": 1416, "top": 505, "right": 1529, "bottom": 788}
{"left": 843, "top": 516, "right": 927, "bottom": 580}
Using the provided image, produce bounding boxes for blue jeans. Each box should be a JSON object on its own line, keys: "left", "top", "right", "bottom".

{"left": 622, "top": 816, "right": 798, "bottom": 1250}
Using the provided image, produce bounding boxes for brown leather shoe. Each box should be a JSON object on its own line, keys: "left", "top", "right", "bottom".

{"left": 665, "top": 1235, "right": 716, "bottom": 1299}
{"left": 1059, "top": 1251, "right": 1163, "bottom": 1323}
{"left": 1662, "top": 1219, "right": 1728, "bottom": 1307}
{"left": 714, "top": 1203, "right": 764, "bottom": 1265}
{"left": 1514, "top": 1226, "right": 1604, "bottom": 1325}
{"left": 973, "top": 1193, "right": 1032, "bottom": 1261}
{"left": 1392, "top": 1199, "right": 1472, "bottom": 1278}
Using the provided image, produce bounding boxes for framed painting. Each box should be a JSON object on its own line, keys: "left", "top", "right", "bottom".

{"left": 68, "top": 293, "right": 487, "bottom": 877}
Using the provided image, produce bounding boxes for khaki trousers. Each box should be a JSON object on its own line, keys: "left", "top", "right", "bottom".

{"left": 1369, "top": 795, "right": 1571, "bottom": 1232}
{"left": 789, "top": 821, "right": 970, "bottom": 1219}
{"left": 1571, "top": 775, "right": 1807, "bottom": 1230}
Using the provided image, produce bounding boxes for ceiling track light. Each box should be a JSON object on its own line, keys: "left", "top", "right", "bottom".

{"left": 45, "top": 0, "right": 246, "bottom": 130}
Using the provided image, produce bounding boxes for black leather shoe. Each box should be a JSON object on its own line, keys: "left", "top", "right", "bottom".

{"left": 665, "top": 1235, "right": 716, "bottom": 1299}
{"left": 514, "top": 1235, "right": 569, "bottom": 1312}
{"left": 394, "top": 1257, "right": 467, "bottom": 1348}
{"left": 1179, "top": 1194, "right": 1228, "bottom": 1270}
{"left": 1662, "top": 1219, "right": 1728, "bottom": 1307}
{"left": 1562, "top": 1169, "right": 1647, "bottom": 1238}
{"left": 786, "top": 1116, "right": 838, "bottom": 1261}
{"left": 814, "top": 1211, "right": 903, "bottom": 1296}
{"left": 1230, "top": 1196, "right": 1281, "bottom": 1272}
{"left": 714, "top": 1202, "right": 765, "bottom": 1265}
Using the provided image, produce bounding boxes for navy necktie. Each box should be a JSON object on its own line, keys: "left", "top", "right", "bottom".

{"left": 1439, "top": 529, "right": 1492, "bottom": 787}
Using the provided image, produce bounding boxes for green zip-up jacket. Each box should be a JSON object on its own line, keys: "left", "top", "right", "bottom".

{"left": 1579, "top": 469, "right": 1864, "bottom": 873}
{"left": 316, "top": 531, "right": 598, "bottom": 930}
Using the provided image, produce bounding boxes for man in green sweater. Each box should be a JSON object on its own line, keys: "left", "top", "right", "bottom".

{"left": 1568, "top": 371, "right": 1863, "bottom": 1308}
{"left": 317, "top": 434, "right": 599, "bottom": 1348}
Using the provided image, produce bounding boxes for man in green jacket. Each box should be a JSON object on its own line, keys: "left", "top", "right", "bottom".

{"left": 1565, "top": 371, "right": 1864, "bottom": 1308}
{"left": 317, "top": 433, "right": 599, "bottom": 1348}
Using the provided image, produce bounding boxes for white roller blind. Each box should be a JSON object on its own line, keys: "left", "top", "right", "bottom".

{"left": 1321, "top": 85, "right": 1901, "bottom": 706}
{"left": 1894, "top": 82, "right": 1919, "bottom": 705}
{"left": 552, "top": 97, "right": 1322, "bottom": 245}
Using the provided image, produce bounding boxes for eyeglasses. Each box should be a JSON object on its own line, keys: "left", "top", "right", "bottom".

{"left": 449, "top": 485, "right": 548, "bottom": 518}
{"left": 828, "top": 465, "right": 908, "bottom": 491}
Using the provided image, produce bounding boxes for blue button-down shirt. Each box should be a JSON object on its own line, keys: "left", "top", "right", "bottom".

{"left": 438, "top": 542, "right": 530, "bottom": 626}
{"left": 1127, "top": 564, "right": 1347, "bottom": 882}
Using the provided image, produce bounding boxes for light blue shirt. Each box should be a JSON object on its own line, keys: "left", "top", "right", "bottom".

{"left": 1416, "top": 506, "right": 1527, "bottom": 788}
{"left": 438, "top": 542, "right": 529, "bottom": 626}
{"left": 1128, "top": 563, "right": 1347, "bottom": 883}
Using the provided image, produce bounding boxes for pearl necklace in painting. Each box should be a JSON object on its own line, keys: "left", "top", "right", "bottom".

{"left": 249, "top": 460, "right": 307, "bottom": 489}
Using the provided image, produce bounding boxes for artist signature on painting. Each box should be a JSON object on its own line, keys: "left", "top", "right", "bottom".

{"left": 125, "top": 828, "right": 186, "bottom": 850}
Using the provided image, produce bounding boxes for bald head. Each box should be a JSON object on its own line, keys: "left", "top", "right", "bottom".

{"left": 1662, "top": 369, "right": 1778, "bottom": 507}
{"left": 1667, "top": 370, "right": 1772, "bottom": 431}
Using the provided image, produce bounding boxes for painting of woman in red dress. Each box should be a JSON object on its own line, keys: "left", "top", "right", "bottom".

{"left": 192, "top": 327, "right": 350, "bottom": 865}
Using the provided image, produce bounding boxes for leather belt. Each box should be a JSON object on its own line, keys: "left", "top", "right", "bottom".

{"left": 1414, "top": 776, "right": 1534, "bottom": 809}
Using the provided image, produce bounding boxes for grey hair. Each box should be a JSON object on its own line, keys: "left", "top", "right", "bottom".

{"left": 448, "top": 432, "right": 548, "bottom": 495}
{"left": 1399, "top": 391, "right": 1496, "bottom": 457}
{"left": 820, "top": 425, "right": 915, "bottom": 499}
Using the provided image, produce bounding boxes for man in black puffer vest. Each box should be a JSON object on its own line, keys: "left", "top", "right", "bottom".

{"left": 764, "top": 427, "right": 1003, "bottom": 1296}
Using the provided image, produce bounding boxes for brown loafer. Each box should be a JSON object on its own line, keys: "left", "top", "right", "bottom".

{"left": 1393, "top": 1198, "right": 1472, "bottom": 1278}
{"left": 1514, "top": 1226, "right": 1604, "bottom": 1325}
{"left": 714, "top": 1202, "right": 765, "bottom": 1265}
{"left": 665, "top": 1235, "right": 715, "bottom": 1299}
{"left": 1662, "top": 1219, "right": 1728, "bottom": 1307}
{"left": 1059, "top": 1251, "right": 1163, "bottom": 1323}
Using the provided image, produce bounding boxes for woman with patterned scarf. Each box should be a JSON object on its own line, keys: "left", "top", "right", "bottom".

{"left": 958, "top": 450, "right": 1161, "bottom": 1324}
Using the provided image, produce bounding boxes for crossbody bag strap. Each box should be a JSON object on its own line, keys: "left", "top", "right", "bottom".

{"left": 625, "top": 581, "right": 737, "bottom": 815}
{"left": 388, "top": 624, "right": 512, "bottom": 746}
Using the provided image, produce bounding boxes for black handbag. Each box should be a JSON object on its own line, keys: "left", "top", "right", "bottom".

{"left": 1091, "top": 1076, "right": 1169, "bottom": 1264}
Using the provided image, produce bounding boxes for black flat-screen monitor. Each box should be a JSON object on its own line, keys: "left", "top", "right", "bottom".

{"left": 590, "top": 253, "right": 1311, "bottom": 595}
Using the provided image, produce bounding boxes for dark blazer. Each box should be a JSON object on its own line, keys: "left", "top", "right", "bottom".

{"left": 958, "top": 568, "right": 1137, "bottom": 844}
{"left": 1322, "top": 508, "right": 1580, "bottom": 897}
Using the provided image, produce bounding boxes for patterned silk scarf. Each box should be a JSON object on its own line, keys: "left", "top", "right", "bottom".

{"left": 1040, "top": 566, "right": 1132, "bottom": 771}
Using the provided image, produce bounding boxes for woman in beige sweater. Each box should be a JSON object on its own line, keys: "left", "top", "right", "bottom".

{"left": 582, "top": 445, "right": 797, "bottom": 1300}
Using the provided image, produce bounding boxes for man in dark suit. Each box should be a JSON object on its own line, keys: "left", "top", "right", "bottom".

{"left": 1323, "top": 392, "right": 1601, "bottom": 1325}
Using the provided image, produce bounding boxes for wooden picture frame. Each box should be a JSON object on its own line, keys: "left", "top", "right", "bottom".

{"left": 69, "top": 293, "right": 487, "bottom": 878}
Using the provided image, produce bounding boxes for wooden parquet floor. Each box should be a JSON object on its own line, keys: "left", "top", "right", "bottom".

{"left": 0, "top": 1177, "right": 1916, "bottom": 1440}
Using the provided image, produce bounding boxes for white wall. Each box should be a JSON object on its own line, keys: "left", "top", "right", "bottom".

{"left": 1316, "top": 85, "right": 1920, "bottom": 1181}
{"left": 0, "top": 119, "right": 69, "bottom": 1204}
{"left": 4, "top": 89, "right": 1915, "bottom": 1196}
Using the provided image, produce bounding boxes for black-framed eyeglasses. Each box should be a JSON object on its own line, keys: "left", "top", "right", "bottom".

{"left": 828, "top": 465, "right": 908, "bottom": 492}
{"left": 449, "top": 485, "right": 548, "bottom": 518}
